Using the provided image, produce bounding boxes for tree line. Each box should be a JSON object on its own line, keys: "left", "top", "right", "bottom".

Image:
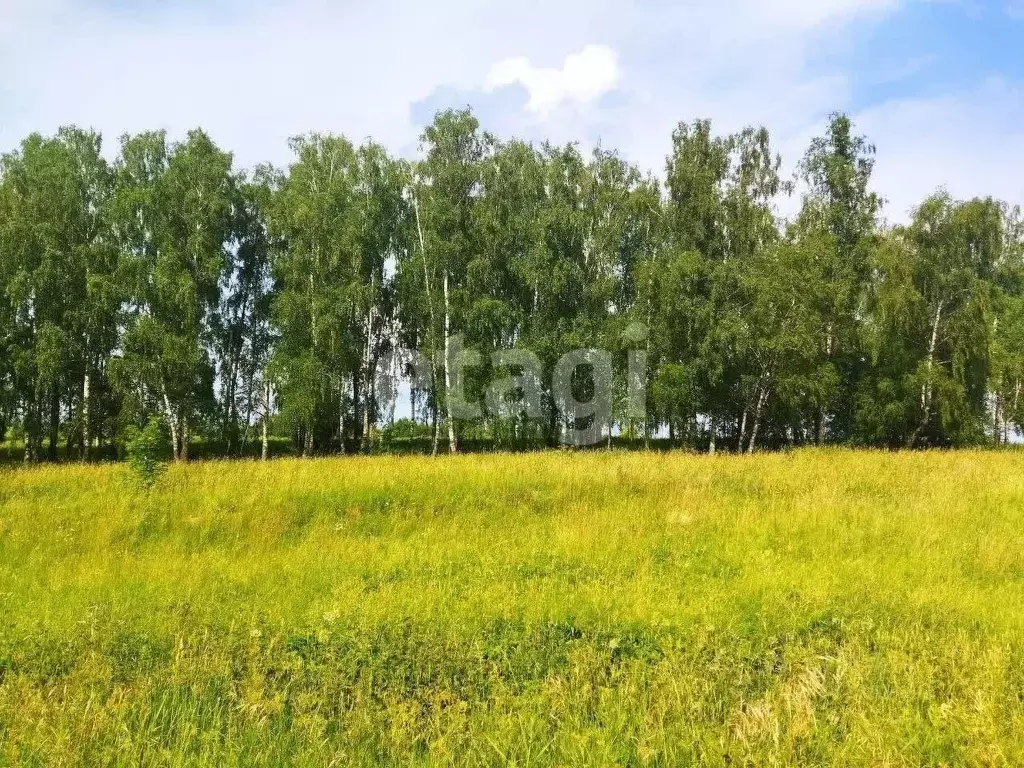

{"left": 2, "top": 109, "right": 1023, "bottom": 462}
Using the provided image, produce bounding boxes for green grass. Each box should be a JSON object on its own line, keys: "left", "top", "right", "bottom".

{"left": 1, "top": 450, "right": 1024, "bottom": 765}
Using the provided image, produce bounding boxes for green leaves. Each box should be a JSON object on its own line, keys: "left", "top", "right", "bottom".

{"left": 124, "top": 414, "right": 170, "bottom": 489}
{"left": 1, "top": 109, "right": 1023, "bottom": 459}
{"left": 267, "top": 133, "right": 409, "bottom": 454}
{"left": 0, "top": 126, "right": 114, "bottom": 460}
{"left": 108, "top": 130, "right": 237, "bottom": 460}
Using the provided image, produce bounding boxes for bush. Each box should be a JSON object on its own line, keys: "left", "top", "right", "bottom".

{"left": 124, "top": 415, "right": 170, "bottom": 488}
{"left": 380, "top": 418, "right": 433, "bottom": 443}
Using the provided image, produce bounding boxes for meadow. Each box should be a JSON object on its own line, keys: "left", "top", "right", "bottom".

{"left": 1, "top": 450, "right": 1023, "bottom": 766}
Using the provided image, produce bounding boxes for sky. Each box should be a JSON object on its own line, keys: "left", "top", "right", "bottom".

{"left": 1, "top": 0, "right": 1022, "bottom": 222}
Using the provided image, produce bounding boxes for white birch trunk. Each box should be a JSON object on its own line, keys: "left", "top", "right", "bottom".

{"left": 82, "top": 370, "right": 91, "bottom": 462}
{"left": 412, "top": 191, "right": 441, "bottom": 457}
{"left": 362, "top": 280, "right": 375, "bottom": 451}
{"left": 261, "top": 381, "right": 271, "bottom": 461}
{"left": 747, "top": 386, "right": 769, "bottom": 454}
{"left": 909, "top": 299, "right": 944, "bottom": 448}
{"left": 161, "top": 383, "right": 179, "bottom": 461}
{"left": 342, "top": 376, "right": 350, "bottom": 454}
{"left": 180, "top": 417, "right": 190, "bottom": 463}
{"left": 1008, "top": 379, "right": 1021, "bottom": 444}
{"left": 443, "top": 269, "right": 458, "bottom": 453}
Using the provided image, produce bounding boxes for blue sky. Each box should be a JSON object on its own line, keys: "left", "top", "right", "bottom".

{"left": 1, "top": 0, "right": 1021, "bottom": 221}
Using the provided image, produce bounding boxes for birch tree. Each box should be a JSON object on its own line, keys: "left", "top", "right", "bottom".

{"left": 0, "top": 129, "right": 114, "bottom": 461}
{"left": 413, "top": 109, "right": 490, "bottom": 453}
{"left": 798, "top": 114, "right": 880, "bottom": 443}
{"left": 110, "top": 129, "right": 234, "bottom": 461}
{"left": 268, "top": 134, "right": 360, "bottom": 456}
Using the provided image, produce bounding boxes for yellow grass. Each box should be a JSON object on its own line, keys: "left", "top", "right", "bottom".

{"left": 1, "top": 449, "right": 1023, "bottom": 765}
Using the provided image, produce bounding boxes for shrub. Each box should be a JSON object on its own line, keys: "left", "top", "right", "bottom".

{"left": 124, "top": 415, "right": 170, "bottom": 488}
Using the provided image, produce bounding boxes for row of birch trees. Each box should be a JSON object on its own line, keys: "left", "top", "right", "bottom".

{"left": 2, "top": 110, "right": 1023, "bottom": 460}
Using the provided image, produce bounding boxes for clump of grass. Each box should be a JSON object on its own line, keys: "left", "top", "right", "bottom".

{"left": 1, "top": 449, "right": 1023, "bottom": 765}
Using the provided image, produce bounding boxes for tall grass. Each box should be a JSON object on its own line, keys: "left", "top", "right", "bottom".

{"left": 1, "top": 450, "right": 1023, "bottom": 765}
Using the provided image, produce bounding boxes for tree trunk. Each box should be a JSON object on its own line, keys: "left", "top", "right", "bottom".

{"left": 993, "top": 391, "right": 1002, "bottom": 446}
{"left": 302, "top": 423, "right": 313, "bottom": 458}
{"left": 362, "top": 280, "right": 375, "bottom": 453}
{"left": 908, "top": 299, "right": 944, "bottom": 449}
{"left": 547, "top": 398, "right": 559, "bottom": 449}
{"left": 367, "top": 347, "right": 380, "bottom": 450}
{"left": 261, "top": 381, "right": 271, "bottom": 461}
{"left": 747, "top": 386, "right": 769, "bottom": 454}
{"left": 431, "top": 402, "right": 440, "bottom": 456}
{"left": 387, "top": 350, "right": 399, "bottom": 430}
{"left": 338, "top": 378, "right": 347, "bottom": 455}
{"left": 738, "top": 407, "right": 749, "bottom": 454}
{"left": 24, "top": 295, "right": 38, "bottom": 463}
{"left": 82, "top": 370, "right": 91, "bottom": 462}
{"left": 708, "top": 416, "right": 717, "bottom": 456}
{"left": 443, "top": 269, "right": 458, "bottom": 454}
{"left": 48, "top": 387, "right": 59, "bottom": 461}
{"left": 23, "top": 395, "right": 36, "bottom": 463}
{"left": 226, "top": 296, "right": 250, "bottom": 455}
{"left": 65, "top": 403, "right": 77, "bottom": 459}
{"left": 355, "top": 364, "right": 365, "bottom": 447}
{"left": 361, "top": 375, "right": 372, "bottom": 452}
{"left": 223, "top": 356, "right": 238, "bottom": 455}
{"left": 1011, "top": 379, "right": 1021, "bottom": 444}
{"left": 813, "top": 325, "right": 834, "bottom": 446}
{"left": 95, "top": 364, "right": 105, "bottom": 455}
{"left": 161, "top": 382, "right": 180, "bottom": 461}
{"left": 413, "top": 191, "right": 441, "bottom": 459}
{"left": 180, "top": 417, "right": 190, "bottom": 463}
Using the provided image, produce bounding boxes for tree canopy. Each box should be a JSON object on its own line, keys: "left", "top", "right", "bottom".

{"left": 1, "top": 110, "right": 1022, "bottom": 461}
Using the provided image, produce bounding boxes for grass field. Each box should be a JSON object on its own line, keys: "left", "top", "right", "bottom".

{"left": 1, "top": 450, "right": 1024, "bottom": 766}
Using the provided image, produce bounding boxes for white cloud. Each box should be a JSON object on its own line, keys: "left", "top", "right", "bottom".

{"left": 855, "top": 78, "right": 1024, "bottom": 222}
{"left": 1, "top": 0, "right": 1021, "bottom": 227}
{"left": 0, "top": 0, "right": 607, "bottom": 167}
{"left": 484, "top": 44, "right": 621, "bottom": 117}
{"left": 0, "top": 0, "right": 900, "bottom": 169}
{"left": 756, "top": 0, "right": 899, "bottom": 29}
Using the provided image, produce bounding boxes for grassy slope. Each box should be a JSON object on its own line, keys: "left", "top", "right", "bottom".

{"left": 1, "top": 450, "right": 1023, "bottom": 766}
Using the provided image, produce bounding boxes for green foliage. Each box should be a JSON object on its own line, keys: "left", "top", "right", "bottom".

{"left": 123, "top": 415, "right": 169, "bottom": 488}
{"left": 380, "top": 417, "right": 433, "bottom": 442}
{"left": 2, "top": 110, "right": 1024, "bottom": 462}
{"left": 265, "top": 134, "right": 406, "bottom": 455}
